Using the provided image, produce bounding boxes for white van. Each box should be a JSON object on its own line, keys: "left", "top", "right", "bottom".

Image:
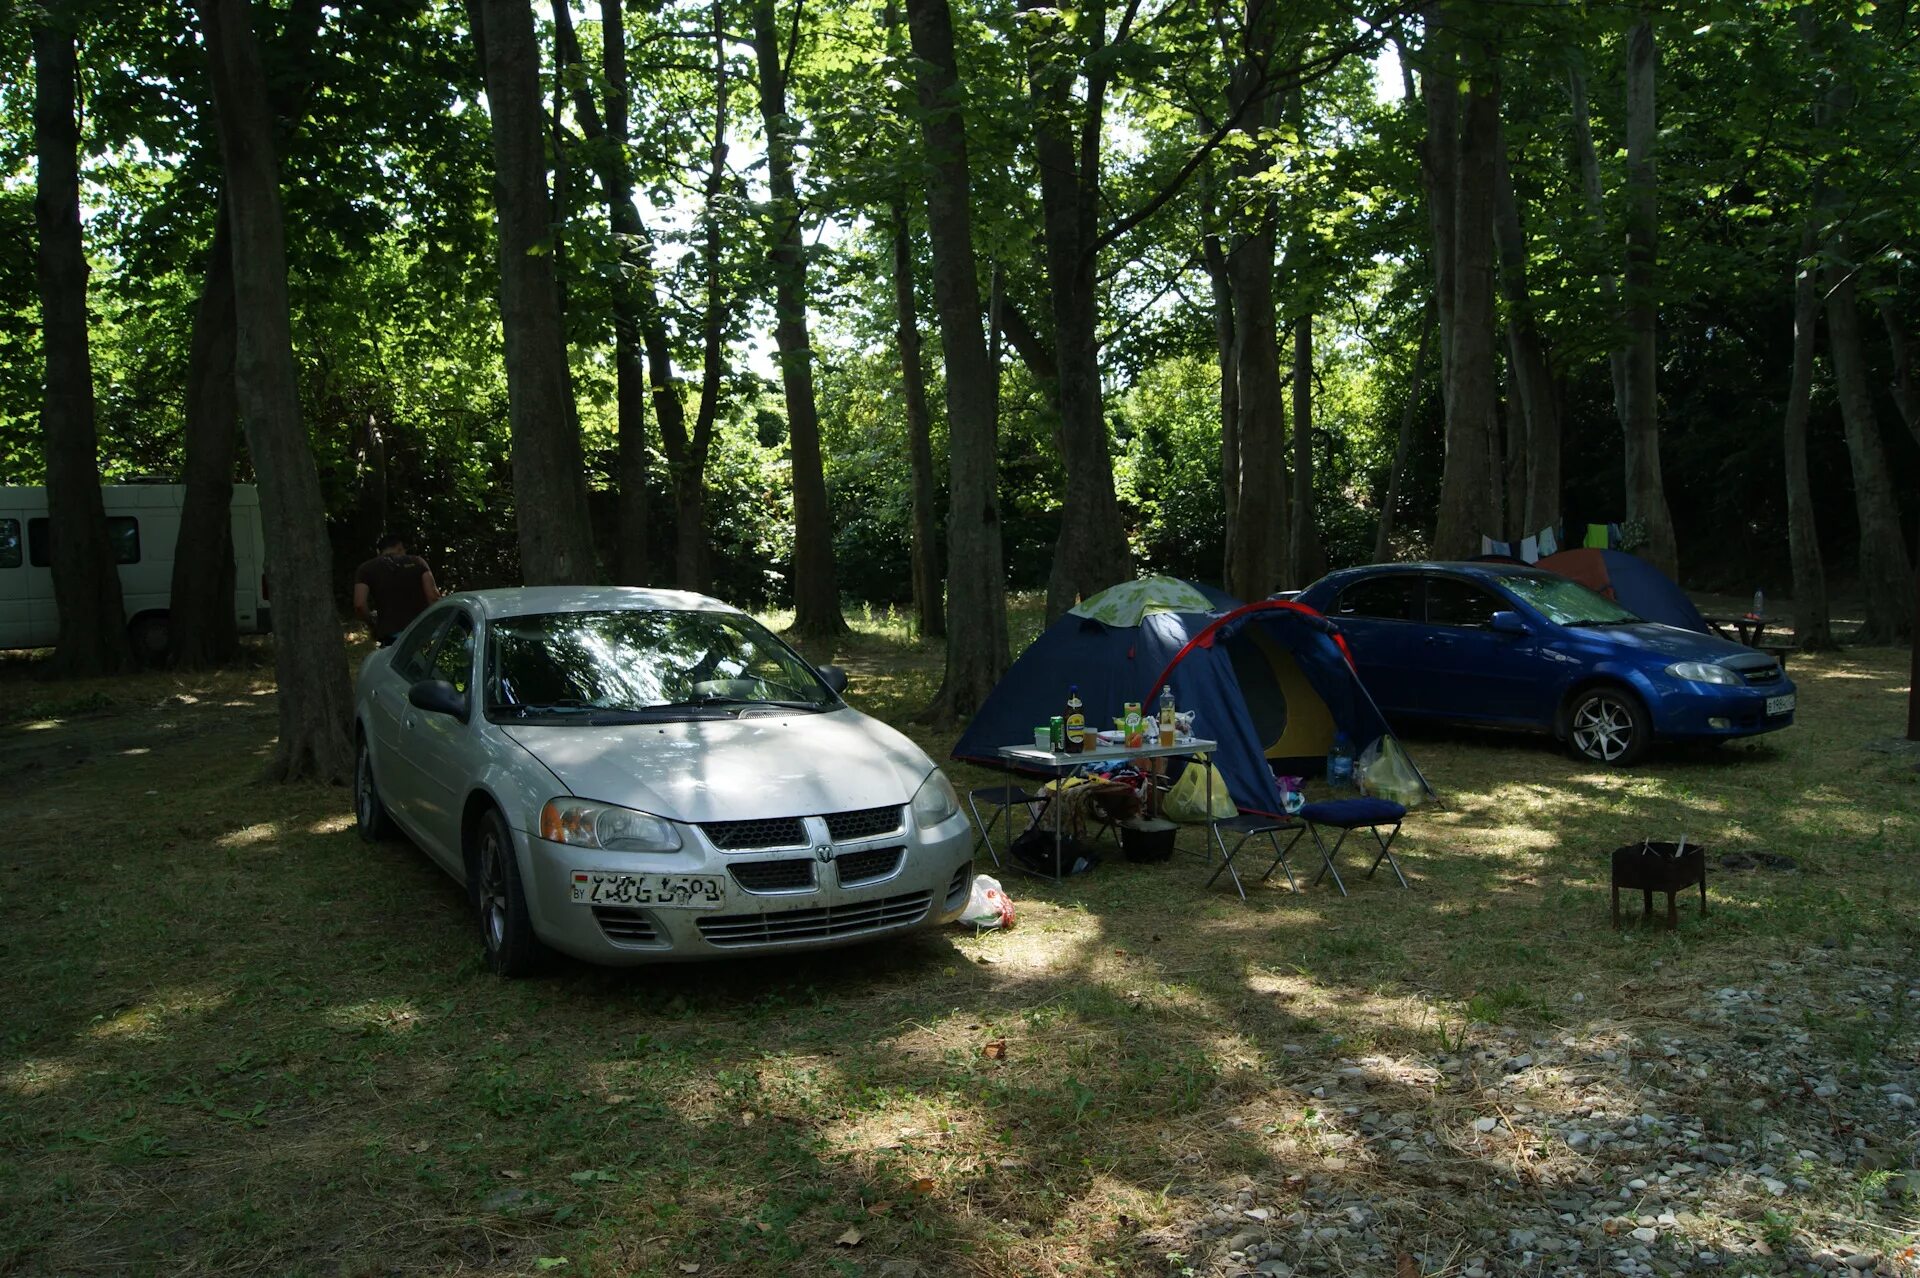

{"left": 0, "top": 482, "right": 272, "bottom": 658}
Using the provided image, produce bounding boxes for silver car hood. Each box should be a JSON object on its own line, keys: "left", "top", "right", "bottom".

{"left": 501, "top": 707, "right": 935, "bottom": 823}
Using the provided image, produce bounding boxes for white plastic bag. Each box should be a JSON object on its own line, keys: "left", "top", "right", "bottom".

{"left": 1357, "top": 735, "right": 1426, "bottom": 808}
{"left": 960, "top": 874, "right": 1015, "bottom": 929}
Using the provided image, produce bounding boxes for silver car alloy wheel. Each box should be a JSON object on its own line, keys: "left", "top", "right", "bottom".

{"left": 355, "top": 745, "right": 376, "bottom": 827}
{"left": 477, "top": 828, "right": 509, "bottom": 952}
{"left": 1571, "top": 695, "right": 1633, "bottom": 762}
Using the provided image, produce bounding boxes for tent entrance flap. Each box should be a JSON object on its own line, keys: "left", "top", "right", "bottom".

{"left": 1226, "top": 624, "right": 1336, "bottom": 765}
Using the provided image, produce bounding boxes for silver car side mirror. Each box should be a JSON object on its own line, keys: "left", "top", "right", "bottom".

{"left": 408, "top": 678, "right": 469, "bottom": 722}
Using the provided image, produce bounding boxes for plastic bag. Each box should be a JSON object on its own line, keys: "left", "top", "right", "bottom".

{"left": 1162, "top": 757, "right": 1238, "bottom": 823}
{"left": 1356, "top": 735, "right": 1426, "bottom": 808}
{"left": 960, "top": 874, "right": 1015, "bottom": 929}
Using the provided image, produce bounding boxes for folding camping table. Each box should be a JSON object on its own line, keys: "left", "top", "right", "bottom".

{"left": 994, "top": 737, "right": 1219, "bottom": 883}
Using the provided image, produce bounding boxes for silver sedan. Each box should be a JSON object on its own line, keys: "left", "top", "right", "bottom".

{"left": 351, "top": 587, "right": 975, "bottom": 974}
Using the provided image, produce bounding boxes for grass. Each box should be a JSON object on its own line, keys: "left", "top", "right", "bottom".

{"left": 1, "top": 607, "right": 1918, "bottom": 1276}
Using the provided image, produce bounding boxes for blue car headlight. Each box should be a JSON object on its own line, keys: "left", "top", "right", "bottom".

{"left": 1666, "top": 661, "right": 1740, "bottom": 687}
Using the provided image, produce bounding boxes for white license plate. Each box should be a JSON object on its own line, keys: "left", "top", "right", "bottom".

{"left": 570, "top": 872, "right": 727, "bottom": 909}
{"left": 1766, "top": 694, "right": 1795, "bottom": 716}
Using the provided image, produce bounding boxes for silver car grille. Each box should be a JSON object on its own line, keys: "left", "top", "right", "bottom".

{"left": 730, "top": 858, "right": 816, "bottom": 893}
{"left": 824, "top": 805, "right": 905, "bottom": 841}
{"left": 702, "top": 817, "right": 808, "bottom": 851}
{"left": 696, "top": 891, "right": 932, "bottom": 947}
{"left": 592, "top": 906, "right": 660, "bottom": 946}
{"left": 835, "top": 846, "right": 904, "bottom": 886}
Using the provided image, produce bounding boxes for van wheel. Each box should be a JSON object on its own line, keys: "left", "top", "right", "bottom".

{"left": 129, "top": 615, "right": 171, "bottom": 667}
{"left": 1567, "top": 687, "right": 1650, "bottom": 766}
{"left": 472, "top": 808, "right": 548, "bottom": 978}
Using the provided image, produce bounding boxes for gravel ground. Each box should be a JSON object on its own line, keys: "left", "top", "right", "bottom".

{"left": 1142, "top": 943, "right": 1920, "bottom": 1277}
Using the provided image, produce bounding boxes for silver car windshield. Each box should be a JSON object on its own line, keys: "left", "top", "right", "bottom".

{"left": 485, "top": 609, "right": 835, "bottom": 722}
{"left": 1500, "top": 574, "right": 1641, "bottom": 627}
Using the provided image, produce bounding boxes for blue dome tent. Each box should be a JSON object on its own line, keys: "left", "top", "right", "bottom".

{"left": 953, "top": 579, "right": 1431, "bottom": 816}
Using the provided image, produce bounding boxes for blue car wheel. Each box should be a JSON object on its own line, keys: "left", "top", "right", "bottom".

{"left": 1568, "top": 686, "right": 1649, "bottom": 766}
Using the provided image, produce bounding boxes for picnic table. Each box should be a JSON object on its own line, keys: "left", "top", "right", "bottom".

{"left": 1701, "top": 613, "right": 1796, "bottom": 667}
{"left": 994, "top": 735, "right": 1217, "bottom": 882}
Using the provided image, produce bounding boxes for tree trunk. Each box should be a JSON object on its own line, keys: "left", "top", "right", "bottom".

{"left": 1492, "top": 131, "right": 1559, "bottom": 536}
{"left": 1202, "top": 229, "right": 1239, "bottom": 587}
{"left": 1418, "top": 5, "right": 1457, "bottom": 395}
{"left": 168, "top": 204, "right": 242, "bottom": 668}
{"left": 1781, "top": 226, "right": 1831, "bottom": 650}
{"left": 1432, "top": 46, "right": 1498, "bottom": 560}
{"left": 198, "top": 0, "right": 353, "bottom": 782}
{"left": 891, "top": 204, "right": 944, "bottom": 640}
{"left": 1289, "top": 311, "right": 1323, "bottom": 582}
{"left": 1023, "top": 0, "right": 1129, "bottom": 619}
{"left": 750, "top": 0, "right": 843, "bottom": 635}
{"left": 1877, "top": 297, "right": 1920, "bottom": 447}
{"left": 32, "top": 19, "right": 132, "bottom": 678}
{"left": 1568, "top": 63, "right": 1627, "bottom": 431}
{"left": 1825, "top": 258, "right": 1915, "bottom": 643}
{"left": 600, "top": 0, "right": 649, "bottom": 586}
{"left": 475, "top": 0, "right": 597, "bottom": 585}
{"left": 905, "top": 0, "right": 1008, "bottom": 722}
{"left": 1374, "top": 294, "right": 1435, "bottom": 563}
{"left": 1620, "top": 16, "right": 1678, "bottom": 578}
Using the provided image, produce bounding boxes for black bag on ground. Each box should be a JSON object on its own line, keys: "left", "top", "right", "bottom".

{"left": 1007, "top": 826, "right": 1099, "bottom": 876}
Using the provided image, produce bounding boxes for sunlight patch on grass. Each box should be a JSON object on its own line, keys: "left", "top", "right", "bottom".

{"left": 307, "top": 813, "right": 355, "bottom": 835}
{"left": 0, "top": 1057, "right": 78, "bottom": 1097}
{"left": 323, "top": 997, "right": 425, "bottom": 1036}
{"left": 217, "top": 821, "right": 279, "bottom": 848}
{"left": 86, "top": 986, "right": 230, "bottom": 1042}
{"left": 22, "top": 719, "right": 60, "bottom": 731}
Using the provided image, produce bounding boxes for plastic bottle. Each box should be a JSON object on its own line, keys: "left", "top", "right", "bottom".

{"left": 1065, "top": 685, "right": 1086, "bottom": 750}
{"left": 1328, "top": 731, "right": 1355, "bottom": 790}
{"left": 1752, "top": 589, "right": 1765, "bottom": 619}
{"left": 1158, "top": 685, "right": 1177, "bottom": 746}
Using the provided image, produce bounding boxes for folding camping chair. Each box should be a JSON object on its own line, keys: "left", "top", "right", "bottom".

{"left": 967, "top": 785, "right": 1045, "bottom": 869}
{"left": 1299, "top": 798, "right": 1410, "bottom": 896}
{"left": 1205, "top": 813, "right": 1306, "bottom": 901}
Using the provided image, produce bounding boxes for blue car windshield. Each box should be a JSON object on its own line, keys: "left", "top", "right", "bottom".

{"left": 1500, "top": 574, "right": 1641, "bottom": 626}
{"left": 485, "top": 609, "right": 835, "bottom": 722}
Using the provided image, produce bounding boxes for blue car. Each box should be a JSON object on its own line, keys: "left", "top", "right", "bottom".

{"left": 1295, "top": 562, "right": 1797, "bottom": 765}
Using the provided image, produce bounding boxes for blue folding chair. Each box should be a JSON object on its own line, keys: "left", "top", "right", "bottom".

{"left": 1298, "top": 797, "right": 1410, "bottom": 896}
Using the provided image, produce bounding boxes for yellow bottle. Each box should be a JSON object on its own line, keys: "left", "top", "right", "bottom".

{"left": 1065, "top": 685, "right": 1086, "bottom": 750}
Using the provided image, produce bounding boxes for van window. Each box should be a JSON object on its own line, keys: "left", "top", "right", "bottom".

{"left": 0, "top": 519, "right": 19, "bottom": 569}
{"left": 27, "top": 516, "right": 142, "bottom": 567}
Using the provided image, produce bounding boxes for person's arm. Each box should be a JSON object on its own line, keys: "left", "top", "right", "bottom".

{"left": 353, "top": 581, "right": 371, "bottom": 622}
{"left": 422, "top": 568, "right": 443, "bottom": 602}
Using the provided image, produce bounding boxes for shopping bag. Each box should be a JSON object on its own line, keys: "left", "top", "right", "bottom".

{"left": 1356, "top": 736, "right": 1426, "bottom": 808}
{"left": 1163, "top": 757, "right": 1237, "bottom": 823}
{"left": 960, "top": 874, "right": 1015, "bottom": 929}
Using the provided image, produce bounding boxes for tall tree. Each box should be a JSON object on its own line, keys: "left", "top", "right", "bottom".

{"left": 474, "top": 0, "right": 597, "bottom": 584}
{"left": 1780, "top": 227, "right": 1830, "bottom": 650}
{"left": 890, "top": 203, "right": 944, "bottom": 640}
{"left": 32, "top": 12, "right": 131, "bottom": 677}
{"left": 1619, "top": 15, "right": 1677, "bottom": 577}
{"left": 1430, "top": 22, "right": 1499, "bottom": 560}
{"left": 600, "top": 0, "right": 649, "bottom": 586}
{"left": 1567, "top": 60, "right": 1626, "bottom": 430}
{"left": 1373, "top": 294, "right": 1435, "bottom": 561}
{"left": 197, "top": 0, "right": 352, "bottom": 780}
{"left": 1288, "top": 310, "right": 1323, "bottom": 582}
{"left": 750, "top": 0, "right": 843, "bottom": 635}
{"left": 1491, "top": 123, "right": 1558, "bottom": 535}
{"left": 904, "top": 0, "right": 1008, "bottom": 721}
{"left": 1020, "top": 0, "right": 1131, "bottom": 619}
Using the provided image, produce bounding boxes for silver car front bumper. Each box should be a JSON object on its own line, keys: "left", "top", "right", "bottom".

{"left": 514, "top": 808, "right": 976, "bottom": 964}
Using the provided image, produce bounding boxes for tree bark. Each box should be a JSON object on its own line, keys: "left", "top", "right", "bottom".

{"left": 167, "top": 204, "right": 242, "bottom": 669}
{"left": 601, "top": 0, "right": 649, "bottom": 585}
{"left": 1022, "top": 0, "right": 1130, "bottom": 619}
{"left": 1492, "top": 130, "right": 1559, "bottom": 536}
{"left": 1568, "top": 63, "right": 1627, "bottom": 430}
{"left": 1877, "top": 297, "right": 1920, "bottom": 447}
{"left": 1289, "top": 310, "right": 1323, "bottom": 582}
{"left": 891, "top": 203, "right": 944, "bottom": 640}
{"left": 1620, "top": 16, "right": 1678, "bottom": 578}
{"left": 475, "top": 0, "right": 597, "bottom": 585}
{"left": 1202, "top": 227, "right": 1239, "bottom": 588}
{"left": 1418, "top": 6, "right": 1457, "bottom": 397}
{"left": 1825, "top": 257, "right": 1915, "bottom": 643}
{"left": 33, "top": 18, "right": 132, "bottom": 677}
{"left": 905, "top": 0, "right": 1008, "bottom": 722}
{"left": 1222, "top": 0, "right": 1288, "bottom": 599}
{"left": 1781, "top": 226, "right": 1831, "bottom": 650}
{"left": 1432, "top": 41, "right": 1498, "bottom": 560}
{"left": 198, "top": 0, "right": 353, "bottom": 782}
{"left": 749, "top": 0, "right": 842, "bottom": 634}
{"left": 1374, "top": 294, "right": 1436, "bottom": 562}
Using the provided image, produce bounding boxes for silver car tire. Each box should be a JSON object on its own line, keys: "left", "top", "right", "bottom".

{"left": 473, "top": 808, "right": 547, "bottom": 977}
{"left": 354, "top": 735, "right": 395, "bottom": 842}
{"left": 1567, "top": 686, "right": 1649, "bottom": 767}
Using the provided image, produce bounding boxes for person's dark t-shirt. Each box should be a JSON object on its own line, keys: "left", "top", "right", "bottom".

{"left": 355, "top": 554, "right": 431, "bottom": 637}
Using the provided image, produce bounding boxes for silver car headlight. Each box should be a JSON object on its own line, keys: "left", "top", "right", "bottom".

{"left": 911, "top": 770, "right": 960, "bottom": 827}
{"left": 1667, "top": 661, "right": 1740, "bottom": 686}
{"left": 539, "top": 798, "right": 683, "bottom": 852}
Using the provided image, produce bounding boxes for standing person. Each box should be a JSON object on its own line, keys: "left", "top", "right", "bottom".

{"left": 353, "top": 532, "right": 442, "bottom": 645}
